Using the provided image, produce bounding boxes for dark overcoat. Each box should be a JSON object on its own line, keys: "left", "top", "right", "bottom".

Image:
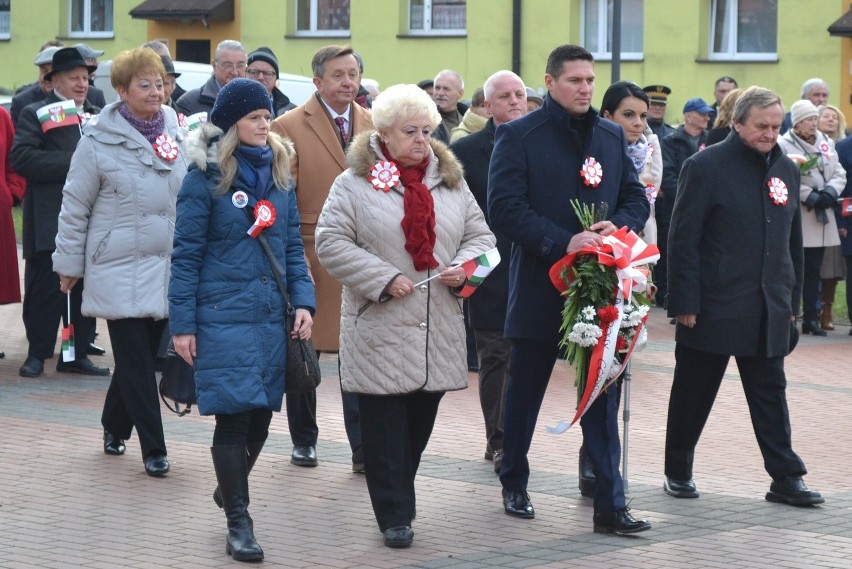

{"left": 450, "top": 118, "right": 510, "bottom": 331}
{"left": 667, "top": 130, "right": 804, "bottom": 358}
{"left": 833, "top": 135, "right": 852, "bottom": 257}
{"left": 10, "top": 92, "right": 99, "bottom": 259}
{"left": 659, "top": 125, "right": 708, "bottom": 223}
{"left": 487, "top": 95, "right": 649, "bottom": 344}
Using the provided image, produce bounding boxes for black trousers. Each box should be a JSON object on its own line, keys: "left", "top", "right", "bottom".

{"left": 22, "top": 251, "right": 94, "bottom": 361}
{"left": 102, "top": 318, "right": 167, "bottom": 459}
{"left": 664, "top": 343, "right": 806, "bottom": 481}
{"left": 846, "top": 255, "right": 852, "bottom": 322}
{"left": 802, "top": 247, "right": 826, "bottom": 321}
{"left": 285, "top": 390, "right": 318, "bottom": 447}
{"left": 655, "top": 220, "right": 670, "bottom": 307}
{"left": 213, "top": 409, "right": 273, "bottom": 446}
{"left": 499, "top": 339, "right": 624, "bottom": 513}
{"left": 474, "top": 329, "right": 510, "bottom": 453}
{"left": 359, "top": 391, "right": 444, "bottom": 532}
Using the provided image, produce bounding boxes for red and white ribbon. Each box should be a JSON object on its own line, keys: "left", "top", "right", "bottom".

{"left": 368, "top": 161, "right": 400, "bottom": 192}
{"left": 247, "top": 200, "right": 276, "bottom": 238}
{"left": 153, "top": 133, "right": 178, "bottom": 162}
{"left": 580, "top": 156, "right": 603, "bottom": 187}
{"left": 767, "top": 177, "right": 788, "bottom": 206}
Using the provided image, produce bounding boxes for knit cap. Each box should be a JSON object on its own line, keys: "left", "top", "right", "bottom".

{"left": 790, "top": 100, "right": 818, "bottom": 126}
{"left": 209, "top": 78, "right": 273, "bottom": 133}
{"left": 247, "top": 47, "right": 279, "bottom": 76}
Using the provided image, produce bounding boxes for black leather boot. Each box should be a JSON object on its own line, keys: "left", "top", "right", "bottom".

{"left": 214, "top": 441, "right": 264, "bottom": 509}
{"left": 801, "top": 320, "right": 827, "bottom": 336}
{"left": 578, "top": 444, "right": 596, "bottom": 497}
{"left": 211, "top": 445, "right": 264, "bottom": 562}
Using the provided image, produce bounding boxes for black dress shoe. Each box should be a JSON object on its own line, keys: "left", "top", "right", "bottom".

{"left": 352, "top": 446, "right": 365, "bottom": 473}
{"left": 144, "top": 455, "right": 170, "bottom": 477}
{"left": 56, "top": 357, "right": 110, "bottom": 376}
{"left": 383, "top": 525, "right": 413, "bottom": 548}
{"left": 664, "top": 476, "right": 699, "bottom": 498}
{"left": 0, "top": 351, "right": 5, "bottom": 358}
{"left": 593, "top": 508, "right": 652, "bottom": 535}
{"left": 103, "top": 430, "right": 126, "bottom": 455}
{"left": 87, "top": 342, "right": 106, "bottom": 356}
{"left": 291, "top": 445, "right": 317, "bottom": 467}
{"left": 579, "top": 445, "right": 596, "bottom": 497}
{"left": 765, "top": 476, "right": 825, "bottom": 506}
{"left": 502, "top": 489, "right": 535, "bottom": 519}
{"left": 19, "top": 355, "right": 44, "bottom": 378}
{"left": 801, "top": 320, "right": 827, "bottom": 336}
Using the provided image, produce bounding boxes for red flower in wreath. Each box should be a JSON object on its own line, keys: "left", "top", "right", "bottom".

{"left": 580, "top": 156, "right": 603, "bottom": 187}
{"left": 153, "top": 133, "right": 178, "bottom": 162}
{"left": 767, "top": 177, "right": 788, "bottom": 206}
{"left": 368, "top": 160, "right": 400, "bottom": 192}
{"left": 597, "top": 305, "right": 620, "bottom": 325}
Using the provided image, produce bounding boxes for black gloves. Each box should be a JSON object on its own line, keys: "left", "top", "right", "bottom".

{"left": 816, "top": 190, "right": 837, "bottom": 210}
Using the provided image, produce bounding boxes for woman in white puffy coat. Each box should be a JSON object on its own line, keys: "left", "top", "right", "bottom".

{"left": 53, "top": 48, "right": 187, "bottom": 476}
{"left": 315, "top": 84, "right": 494, "bottom": 549}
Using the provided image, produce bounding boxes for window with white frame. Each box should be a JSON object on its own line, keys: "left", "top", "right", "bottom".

{"left": 0, "top": 0, "right": 10, "bottom": 40}
{"left": 710, "top": 0, "right": 777, "bottom": 60}
{"left": 69, "top": 0, "right": 113, "bottom": 37}
{"left": 409, "top": 0, "right": 466, "bottom": 35}
{"left": 582, "top": 0, "right": 643, "bottom": 60}
{"left": 296, "top": 0, "right": 349, "bottom": 35}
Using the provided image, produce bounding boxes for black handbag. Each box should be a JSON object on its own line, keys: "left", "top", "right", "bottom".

{"left": 159, "top": 338, "right": 196, "bottom": 416}
{"left": 254, "top": 228, "right": 321, "bottom": 394}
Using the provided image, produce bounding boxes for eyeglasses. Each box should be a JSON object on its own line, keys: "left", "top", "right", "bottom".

{"left": 216, "top": 61, "right": 247, "bottom": 72}
{"left": 247, "top": 69, "right": 276, "bottom": 79}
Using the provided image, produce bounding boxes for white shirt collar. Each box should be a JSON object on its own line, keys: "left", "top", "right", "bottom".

{"left": 319, "top": 97, "right": 351, "bottom": 125}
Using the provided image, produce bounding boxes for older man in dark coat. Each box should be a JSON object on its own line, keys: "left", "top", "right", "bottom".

{"left": 451, "top": 70, "right": 527, "bottom": 474}
{"left": 488, "top": 45, "right": 650, "bottom": 535}
{"left": 664, "top": 86, "right": 823, "bottom": 506}
{"left": 10, "top": 47, "right": 107, "bottom": 379}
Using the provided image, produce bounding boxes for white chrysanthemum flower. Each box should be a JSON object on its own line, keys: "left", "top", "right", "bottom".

{"left": 581, "top": 306, "right": 596, "bottom": 321}
{"left": 637, "top": 327, "right": 648, "bottom": 345}
{"left": 568, "top": 322, "right": 602, "bottom": 347}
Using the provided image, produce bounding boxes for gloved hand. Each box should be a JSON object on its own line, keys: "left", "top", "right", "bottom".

{"left": 816, "top": 190, "right": 837, "bottom": 209}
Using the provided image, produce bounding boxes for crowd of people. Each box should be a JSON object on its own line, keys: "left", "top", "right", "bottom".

{"left": 0, "top": 35, "right": 844, "bottom": 562}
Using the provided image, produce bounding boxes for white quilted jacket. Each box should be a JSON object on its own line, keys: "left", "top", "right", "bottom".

{"left": 315, "top": 132, "right": 495, "bottom": 395}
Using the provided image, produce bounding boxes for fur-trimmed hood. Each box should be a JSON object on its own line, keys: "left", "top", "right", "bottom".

{"left": 345, "top": 130, "right": 465, "bottom": 190}
{"left": 181, "top": 121, "right": 296, "bottom": 174}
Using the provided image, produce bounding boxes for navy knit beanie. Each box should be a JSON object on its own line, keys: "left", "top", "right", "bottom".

{"left": 209, "top": 78, "right": 273, "bottom": 133}
{"left": 247, "top": 46, "right": 279, "bottom": 76}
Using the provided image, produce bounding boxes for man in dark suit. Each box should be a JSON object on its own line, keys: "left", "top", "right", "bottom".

{"left": 664, "top": 86, "right": 823, "bottom": 506}
{"left": 450, "top": 70, "right": 527, "bottom": 474}
{"left": 10, "top": 47, "right": 109, "bottom": 379}
{"left": 488, "top": 44, "right": 651, "bottom": 535}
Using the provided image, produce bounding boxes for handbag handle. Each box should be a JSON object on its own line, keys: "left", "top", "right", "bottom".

{"left": 243, "top": 208, "right": 295, "bottom": 311}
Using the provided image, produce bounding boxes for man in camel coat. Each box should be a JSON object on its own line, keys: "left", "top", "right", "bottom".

{"left": 271, "top": 44, "right": 372, "bottom": 471}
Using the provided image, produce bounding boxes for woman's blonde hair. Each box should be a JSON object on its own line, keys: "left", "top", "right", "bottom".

{"left": 371, "top": 83, "right": 441, "bottom": 131}
{"left": 215, "top": 129, "right": 292, "bottom": 194}
{"left": 818, "top": 104, "right": 847, "bottom": 142}
{"left": 713, "top": 88, "right": 742, "bottom": 128}
{"left": 110, "top": 47, "right": 166, "bottom": 91}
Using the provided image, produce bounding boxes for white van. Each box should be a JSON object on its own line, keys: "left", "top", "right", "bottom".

{"left": 93, "top": 60, "right": 316, "bottom": 107}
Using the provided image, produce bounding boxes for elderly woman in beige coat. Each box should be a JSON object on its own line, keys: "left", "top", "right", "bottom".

{"left": 315, "top": 83, "right": 495, "bottom": 549}
{"left": 53, "top": 48, "right": 186, "bottom": 476}
{"left": 779, "top": 99, "right": 846, "bottom": 336}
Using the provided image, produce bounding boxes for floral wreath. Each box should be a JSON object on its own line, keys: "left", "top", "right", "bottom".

{"left": 767, "top": 177, "right": 788, "bottom": 206}
{"left": 153, "top": 133, "right": 179, "bottom": 162}
{"left": 580, "top": 156, "right": 603, "bottom": 187}
{"left": 368, "top": 160, "right": 400, "bottom": 192}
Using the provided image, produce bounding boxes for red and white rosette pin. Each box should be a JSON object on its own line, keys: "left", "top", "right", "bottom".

{"left": 368, "top": 160, "right": 400, "bottom": 192}
{"left": 767, "top": 177, "right": 788, "bottom": 206}
{"left": 644, "top": 184, "right": 657, "bottom": 204}
{"left": 153, "top": 133, "right": 179, "bottom": 162}
{"left": 177, "top": 113, "right": 188, "bottom": 128}
{"left": 819, "top": 141, "right": 832, "bottom": 158}
{"left": 247, "top": 200, "right": 276, "bottom": 238}
{"left": 580, "top": 156, "right": 603, "bottom": 187}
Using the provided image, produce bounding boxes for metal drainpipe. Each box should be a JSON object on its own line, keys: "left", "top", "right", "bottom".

{"left": 512, "top": 0, "right": 521, "bottom": 75}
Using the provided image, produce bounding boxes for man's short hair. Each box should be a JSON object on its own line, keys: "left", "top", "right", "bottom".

{"left": 483, "top": 70, "right": 524, "bottom": 101}
{"left": 434, "top": 69, "right": 464, "bottom": 91}
{"left": 471, "top": 87, "right": 486, "bottom": 108}
{"left": 142, "top": 40, "right": 170, "bottom": 57}
{"left": 732, "top": 86, "right": 783, "bottom": 125}
{"left": 545, "top": 44, "right": 593, "bottom": 79}
{"left": 311, "top": 45, "right": 355, "bottom": 78}
{"left": 715, "top": 76, "right": 737, "bottom": 88}
{"left": 214, "top": 40, "right": 245, "bottom": 62}
{"left": 800, "top": 78, "right": 828, "bottom": 99}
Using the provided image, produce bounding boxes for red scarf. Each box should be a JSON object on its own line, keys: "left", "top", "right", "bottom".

{"left": 380, "top": 141, "right": 438, "bottom": 271}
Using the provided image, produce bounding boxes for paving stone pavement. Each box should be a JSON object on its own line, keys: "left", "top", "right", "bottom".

{"left": 1, "top": 246, "right": 851, "bottom": 568}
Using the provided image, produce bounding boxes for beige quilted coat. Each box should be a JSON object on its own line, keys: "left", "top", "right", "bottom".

{"left": 315, "top": 132, "right": 495, "bottom": 395}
